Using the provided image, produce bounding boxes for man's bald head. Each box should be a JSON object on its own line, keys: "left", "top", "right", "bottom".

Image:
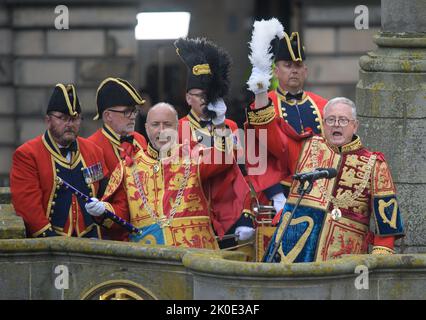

{"left": 145, "top": 102, "right": 179, "bottom": 151}
{"left": 146, "top": 102, "right": 178, "bottom": 123}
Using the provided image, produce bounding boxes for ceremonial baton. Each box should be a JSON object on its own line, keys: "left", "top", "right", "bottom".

{"left": 55, "top": 176, "right": 142, "bottom": 235}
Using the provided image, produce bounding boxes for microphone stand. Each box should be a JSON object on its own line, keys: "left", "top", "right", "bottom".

{"left": 264, "top": 178, "right": 314, "bottom": 263}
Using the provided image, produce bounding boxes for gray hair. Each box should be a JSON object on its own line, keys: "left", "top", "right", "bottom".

{"left": 323, "top": 97, "right": 357, "bottom": 120}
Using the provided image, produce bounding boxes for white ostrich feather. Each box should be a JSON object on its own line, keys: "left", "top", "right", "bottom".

{"left": 247, "top": 18, "right": 284, "bottom": 93}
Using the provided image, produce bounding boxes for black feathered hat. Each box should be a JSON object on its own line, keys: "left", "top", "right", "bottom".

{"left": 47, "top": 83, "right": 81, "bottom": 116}
{"left": 174, "top": 37, "right": 232, "bottom": 104}
{"left": 274, "top": 32, "right": 306, "bottom": 62}
{"left": 94, "top": 77, "right": 145, "bottom": 120}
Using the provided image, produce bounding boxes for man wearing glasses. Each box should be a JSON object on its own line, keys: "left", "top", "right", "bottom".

{"left": 10, "top": 84, "right": 108, "bottom": 238}
{"left": 175, "top": 37, "right": 255, "bottom": 250}
{"left": 88, "top": 77, "right": 147, "bottom": 240}
{"left": 249, "top": 97, "right": 405, "bottom": 262}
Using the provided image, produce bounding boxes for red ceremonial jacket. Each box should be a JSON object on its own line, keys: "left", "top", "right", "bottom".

{"left": 10, "top": 131, "right": 108, "bottom": 237}
{"left": 87, "top": 124, "right": 147, "bottom": 240}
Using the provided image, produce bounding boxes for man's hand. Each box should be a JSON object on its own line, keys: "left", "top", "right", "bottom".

{"left": 207, "top": 98, "right": 227, "bottom": 126}
{"left": 85, "top": 197, "right": 106, "bottom": 217}
{"left": 235, "top": 226, "right": 255, "bottom": 241}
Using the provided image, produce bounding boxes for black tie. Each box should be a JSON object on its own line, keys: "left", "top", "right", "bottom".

{"left": 59, "top": 141, "right": 77, "bottom": 157}
{"left": 120, "top": 135, "right": 134, "bottom": 144}
{"left": 285, "top": 91, "right": 304, "bottom": 101}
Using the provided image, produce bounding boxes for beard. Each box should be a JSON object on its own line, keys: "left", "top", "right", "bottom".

{"left": 49, "top": 125, "right": 78, "bottom": 146}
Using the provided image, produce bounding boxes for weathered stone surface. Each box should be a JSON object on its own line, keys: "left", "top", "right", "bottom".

{"left": 14, "top": 59, "right": 75, "bottom": 86}
{"left": 0, "top": 57, "right": 13, "bottom": 84}
{"left": 357, "top": 117, "right": 426, "bottom": 183}
{"left": 395, "top": 184, "right": 426, "bottom": 249}
{"left": 0, "top": 86, "right": 15, "bottom": 114}
{"left": 308, "top": 56, "right": 360, "bottom": 84}
{"left": 16, "top": 88, "right": 49, "bottom": 115}
{"left": 357, "top": 70, "right": 426, "bottom": 118}
{"left": 382, "top": 0, "right": 426, "bottom": 33}
{"left": 0, "top": 148, "right": 13, "bottom": 175}
{"left": 77, "top": 58, "right": 136, "bottom": 86}
{"left": 305, "top": 5, "right": 381, "bottom": 26}
{"left": 0, "top": 5, "right": 9, "bottom": 27}
{"left": 304, "top": 28, "right": 336, "bottom": 54}
{"left": 0, "top": 237, "right": 425, "bottom": 300}
{"left": 0, "top": 187, "right": 11, "bottom": 204}
{"left": 0, "top": 28, "right": 12, "bottom": 55}
{"left": 0, "top": 204, "right": 26, "bottom": 239}
{"left": 337, "top": 27, "right": 379, "bottom": 53}
{"left": 12, "top": 7, "right": 137, "bottom": 28}
{"left": 79, "top": 120, "right": 100, "bottom": 138}
{"left": 13, "top": 31, "right": 45, "bottom": 56}
{"left": 106, "top": 30, "right": 137, "bottom": 56}
{"left": 76, "top": 88, "right": 97, "bottom": 114}
{"left": 0, "top": 119, "right": 15, "bottom": 144}
{"left": 17, "top": 118, "right": 45, "bottom": 143}
{"left": 47, "top": 30, "right": 105, "bottom": 56}
{"left": 0, "top": 238, "right": 243, "bottom": 299}
{"left": 185, "top": 253, "right": 426, "bottom": 300}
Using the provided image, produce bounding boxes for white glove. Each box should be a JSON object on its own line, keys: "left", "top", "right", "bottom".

{"left": 207, "top": 98, "right": 227, "bottom": 126}
{"left": 271, "top": 192, "right": 286, "bottom": 214}
{"left": 247, "top": 65, "right": 271, "bottom": 95}
{"left": 85, "top": 197, "right": 106, "bottom": 217}
{"left": 235, "top": 226, "right": 255, "bottom": 241}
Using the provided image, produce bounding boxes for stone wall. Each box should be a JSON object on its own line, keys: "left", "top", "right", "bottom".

{"left": 302, "top": 1, "right": 381, "bottom": 100}
{"left": 0, "top": 237, "right": 425, "bottom": 300}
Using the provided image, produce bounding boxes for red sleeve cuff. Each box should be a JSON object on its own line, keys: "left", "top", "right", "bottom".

{"left": 373, "top": 235, "right": 395, "bottom": 249}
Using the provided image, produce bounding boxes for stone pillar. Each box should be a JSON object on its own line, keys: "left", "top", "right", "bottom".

{"left": 356, "top": 0, "right": 426, "bottom": 253}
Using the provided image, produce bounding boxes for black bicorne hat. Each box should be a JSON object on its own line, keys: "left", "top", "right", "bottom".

{"left": 94, "top": 77, "right": 145, "bottom": 120}
{"left": 174, "top": 37, "right": 232, "bottom": 104}
{"left": 274, "top": 32, "right": 306, "bottom": 62}
{"left": 47, "top": 83, "right": 81, "bottom": 116}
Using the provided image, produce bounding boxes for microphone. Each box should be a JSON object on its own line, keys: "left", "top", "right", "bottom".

{"left": 293, "top": 168, "right": 337, "bottom": 182}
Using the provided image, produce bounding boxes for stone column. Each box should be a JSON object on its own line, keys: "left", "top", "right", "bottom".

{"left": 356, "top": 0, "right": 426, "bottom": 252}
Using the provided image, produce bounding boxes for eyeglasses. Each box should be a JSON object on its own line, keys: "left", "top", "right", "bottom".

{"left": 49, "top": 113, "right": 82, "bottom": 123}
{"left": 324, "top": 117, "right": 355, "bottom": 127}
{"left": 107, "top": 108, "right": 138, "bottom": 118}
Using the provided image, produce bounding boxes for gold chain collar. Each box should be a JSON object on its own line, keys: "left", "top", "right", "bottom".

{"left": 131, "top": 154, "right": 192, "bottom": 228}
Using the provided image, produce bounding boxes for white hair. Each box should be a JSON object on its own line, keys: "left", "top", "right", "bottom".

{"left": 323, "top": 97, "right": 357, "bottom": 119}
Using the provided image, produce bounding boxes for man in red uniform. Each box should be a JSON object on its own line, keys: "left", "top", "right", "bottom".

{"left": 175, "top": 37, "right": 255, "bottom": 249}
{"left": 257, "top": 97, "right": 405, "bottom": 262}
{"left": 88, "top": 77, "right": 147, "bottom": 175}
{"left": 88, "top": 78, "right": 147, "bottom": 240}
{"left": 85, "top": 102, "right": 249, "bottom": 249}
{"left": 10, "top": 84, "right": 108, "bottom": 238}
{"left": 246, "top": 20, "right": 328, "bottom": 216}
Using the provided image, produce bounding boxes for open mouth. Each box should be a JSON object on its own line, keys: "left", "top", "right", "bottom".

{"left": 332, "top": 131, "right": 343, "bottom": 137}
